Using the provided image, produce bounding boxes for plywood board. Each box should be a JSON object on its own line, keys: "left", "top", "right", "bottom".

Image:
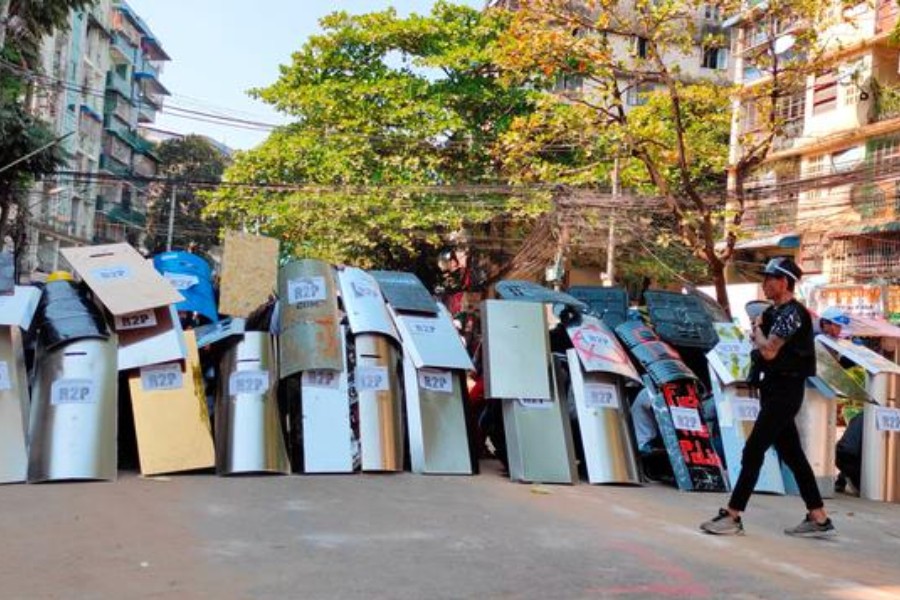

{"left": 218, "top": 232, "right": 279, "bottom": 318}
{"left": 128, "top": 330, "right": 214, "bottom": 476}
{"left": 61, "top": 243, "right": 182, "bottom": 315}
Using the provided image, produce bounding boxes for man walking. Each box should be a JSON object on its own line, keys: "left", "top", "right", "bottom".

{"left": 700, "top": 257, "right": 835, "bottom": 538}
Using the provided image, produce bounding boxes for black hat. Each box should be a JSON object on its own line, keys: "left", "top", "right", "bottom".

{"left": 759, "top": 257, "right": 802, "bottom": 282}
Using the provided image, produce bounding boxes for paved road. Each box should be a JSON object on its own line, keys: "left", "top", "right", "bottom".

{"left": 1, "top": 463, "right": 898, "bottom": 599}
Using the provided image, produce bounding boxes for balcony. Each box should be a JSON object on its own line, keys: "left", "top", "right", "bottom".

{"left": 106, "top": 70, "right": 133, "bottom": 100}
{"left": 772, "top": 118, "right": 804, "bottom": 151}
{"left": 110, "top": 32, "right": 137, "bottom": 65}
{"left": 100, "top": 153, "right": 131, "bottom": 177}
{"left": 136, "top": 100, "right": 156, "bottom": 123}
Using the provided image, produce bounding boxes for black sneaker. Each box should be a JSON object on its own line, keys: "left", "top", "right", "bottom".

{"left": 700, "top": 508, "right": 744, "bottom": 535}
{"left": 784, "top": 514, "right": 836, "bottom": 538}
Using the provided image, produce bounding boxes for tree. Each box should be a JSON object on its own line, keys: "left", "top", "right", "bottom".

{"left": 206, "top": 2, "right": 546, "bottom": 270}
{"left": 0, "top": 0, "right": 95, "bottom": 252}
{"left": 145, "top": 135, "right": 229, "bottom": 253}
{"left": 493, "top": 0, "right": 828, "bottom": 314}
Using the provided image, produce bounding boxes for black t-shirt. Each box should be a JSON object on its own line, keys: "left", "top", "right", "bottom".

{"left": 760, "top": 299, "right": 816, "bottom": 377}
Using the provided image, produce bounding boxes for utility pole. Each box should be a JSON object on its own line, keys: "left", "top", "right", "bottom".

{"left": 166, "top": 183, "right": 176, "bottom": 251}
{"left": 605, "top": 158, "right": 619, "bottom": 287}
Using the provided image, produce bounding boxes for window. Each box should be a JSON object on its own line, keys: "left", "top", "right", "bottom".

{"left": 870, "top": 136, "right": 900, "bottom": 164}
{"left": 812, "top": 71, "right": 838, "bottom": 115}
{"left": 805, "top": 154, "right": 829, "bottom": 176}
{"left": 701, "top": 46, "right": 728, "bottom": 70}
{"left": 776, "top": 93, "right": 805, "bottom": 122}
{"left": 633, "top": 36, "right": 649, "bottom": 59}
{"left": 626, "top": 83, "right": 654, "bottom": 106}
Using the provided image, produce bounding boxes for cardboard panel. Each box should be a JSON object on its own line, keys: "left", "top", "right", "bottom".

{"left": 218, "top": 232, "right": 279, "bottom": 318}
{"left": 392, "top": 305, "right": 473, "bottom": 371}
{"left": 128, "top": 330, "right": 215, "bottom": 476}
{"left": 0, "top": 327, "right": 28, "bottom": 483}
{"left": 195, "top": 317, "right": 245, "bottom": 349}
{"left": 482, "top": 300, "right": 551, "bottom": 400}
{"left": 706, "top": 323, "right": 753, "bottom": 385}
{"left": 278, "top": 259, "right": 343, "bottom": 376}
{"left": 61, "top": 243, "right": 182, "bottom": 315}
{"left": 117, "top": 306, "right": 187, "bottom": 371}
{"left": 0, "top": 286, "right": 42, "bottom": 330}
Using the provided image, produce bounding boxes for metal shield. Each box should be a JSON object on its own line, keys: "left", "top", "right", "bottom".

{"left": 28, "top": 338, "right": 118, "bottom": 482}
{"left": 482, "top": 300, "right": 551, "bottom": 400}
{"left": 502, "top": 357, "right": 577, "bottom": 484}
{"left": 643, "top": 290, "right": 719, "bottom": 350}
{"left": 566, "top": 315, "right": 640, "bottom": 383}
{"left": 369, "top": 271, "right": 438, "bottom": 315}
{"left": 567, "top": 286, "right": 628, "bottom": 328}
{"left": 128, "top": 330, "right": 214, "bottom": 476}
{"left": 567, "top": 349, "right": 639, "bottom": 485}
{"left": 301, "top": 330, "right": 355, "bottom": 474}
{"left": 392, "top": 304, "right": 473, "bottom": 371}
{"left": 403, "top": 355, "right": 471, "bottom": 475}
{"left": 117, "top": 305, "right": 187, "bottom": 371}
{"left": 354, "top": 334, "right": 404, "bottom": 471}
{"left": 0, "top": 327, "right": 29, "bottom": 484}
{"left": 337, "top": 267, "right": 399, "bottom": 341}
{"left": 278, "top": 259, "right": 343, "bottom": 378}
{"left": 215, "top": 332, "right": 290, "bottom": 475}
{"left": 495, "top": 280, "right": 588, "bottom": 313}
{"left": 707, "top": 368, "right": 784, "bottom": 494}
{"left": 780, "top": 383, "right": 836, "bottom": 500}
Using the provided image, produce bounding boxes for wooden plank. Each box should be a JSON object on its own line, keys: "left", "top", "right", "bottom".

{"left": 218, "top": 232, "right": 279, "bottom": 318}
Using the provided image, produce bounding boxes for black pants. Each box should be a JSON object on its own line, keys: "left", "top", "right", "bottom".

{"left": 728, "top": 374, "right": 824, "bottom": 512}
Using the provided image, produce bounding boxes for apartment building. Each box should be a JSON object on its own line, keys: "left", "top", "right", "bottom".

{"left": 27, "top": 0, "right": 113, "bottom": 273}
{"left": 728, "top": 0, "right": 900, "bottom": 306}
{"left": 25, "top": 0, "right": 168, "bottom": 275}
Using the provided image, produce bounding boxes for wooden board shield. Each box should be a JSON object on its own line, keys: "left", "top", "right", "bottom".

{"left": 128, "top": 330, "right": 214, "bottom": 476}
{"left": 218, "top": 232, "right": 279, "bottom": 318}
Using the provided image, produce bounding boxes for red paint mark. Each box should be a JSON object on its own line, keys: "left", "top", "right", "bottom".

{"left": 585, "top": 541, "right": 711, "bottom": 598}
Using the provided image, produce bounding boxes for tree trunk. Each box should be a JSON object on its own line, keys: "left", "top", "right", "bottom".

{"left": 710, "top": 257, "right": 731, "bottom": 320}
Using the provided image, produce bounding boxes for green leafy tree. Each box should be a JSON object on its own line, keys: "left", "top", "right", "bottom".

{"left": 493, "top": 0, "right": 829, "bottom": 314}
{"left": 206, "top": 2, "right": 546, "bottom": 270}
{"left": 145, "top": 135, "right": 229, "bottom": 254}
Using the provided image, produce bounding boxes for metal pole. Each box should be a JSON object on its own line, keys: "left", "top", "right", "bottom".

{"left": 605, "top": 158, "right": 619, "bottom": 286}
{"left": 166, "top": 183, "right": 176, "bottom": 251}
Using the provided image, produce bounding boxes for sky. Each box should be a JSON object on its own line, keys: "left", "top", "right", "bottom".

{"left": 127, "top": 1, "right": 484, "bottom": 151}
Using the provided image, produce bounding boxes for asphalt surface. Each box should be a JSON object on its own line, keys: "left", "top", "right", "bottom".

{"left": 1, "top": 462, "right": 899, "bottom": 599}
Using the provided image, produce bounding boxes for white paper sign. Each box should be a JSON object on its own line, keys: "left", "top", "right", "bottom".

{"left": 875, "top": 407, "right": 900, "bottom": 432}
{"left": 518, "top": 397, "right": 553, "bottom": 409}
{"left": 0, "top": 361, "right": 11, "bottom": 391}
{"left": 418, "top": 369, "right": 453, "bottom": 394}
{"left": 51, "top": 379, "right": 97, "bottom": 405}
{"left": 584, "top": 382, "right": 619, "bottom": 410}
{"left": 229, "top": 370, "right": 270, "bottom": 396}
{"left": 302, "top": 370, "right": 340, "bottom": 390}
{"left": 91, "top": 265, "right": 131, "bottom": 282}
{"left": 115, "top": 310, "right": 159, "bottom": 331}
{"left": 163, "top": 272, "right": 199, "bottom": 291}
{"left": 732, "top": 398, "right": 760, "bottom": 422}
{"left": 140, "top": 362, "right": 184, "bottom": 392}
{"left": 356, "top": 366, "right": 389, "bottom": 392}
{"left": 288, "top": 276, "right": 327, "bottom": 304}
{"left": 670, "top": 406, "right": 704, "bottom": 432}
{"left": 407, "top": 318, "right": 438, "bottom": 336}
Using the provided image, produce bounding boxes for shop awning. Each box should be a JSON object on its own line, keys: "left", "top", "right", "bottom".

{"left": 830, "top": 220, "right": 900, "bottom": 239}
{"left": 716, "top": 232, "right": 799, "bottom": 251}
